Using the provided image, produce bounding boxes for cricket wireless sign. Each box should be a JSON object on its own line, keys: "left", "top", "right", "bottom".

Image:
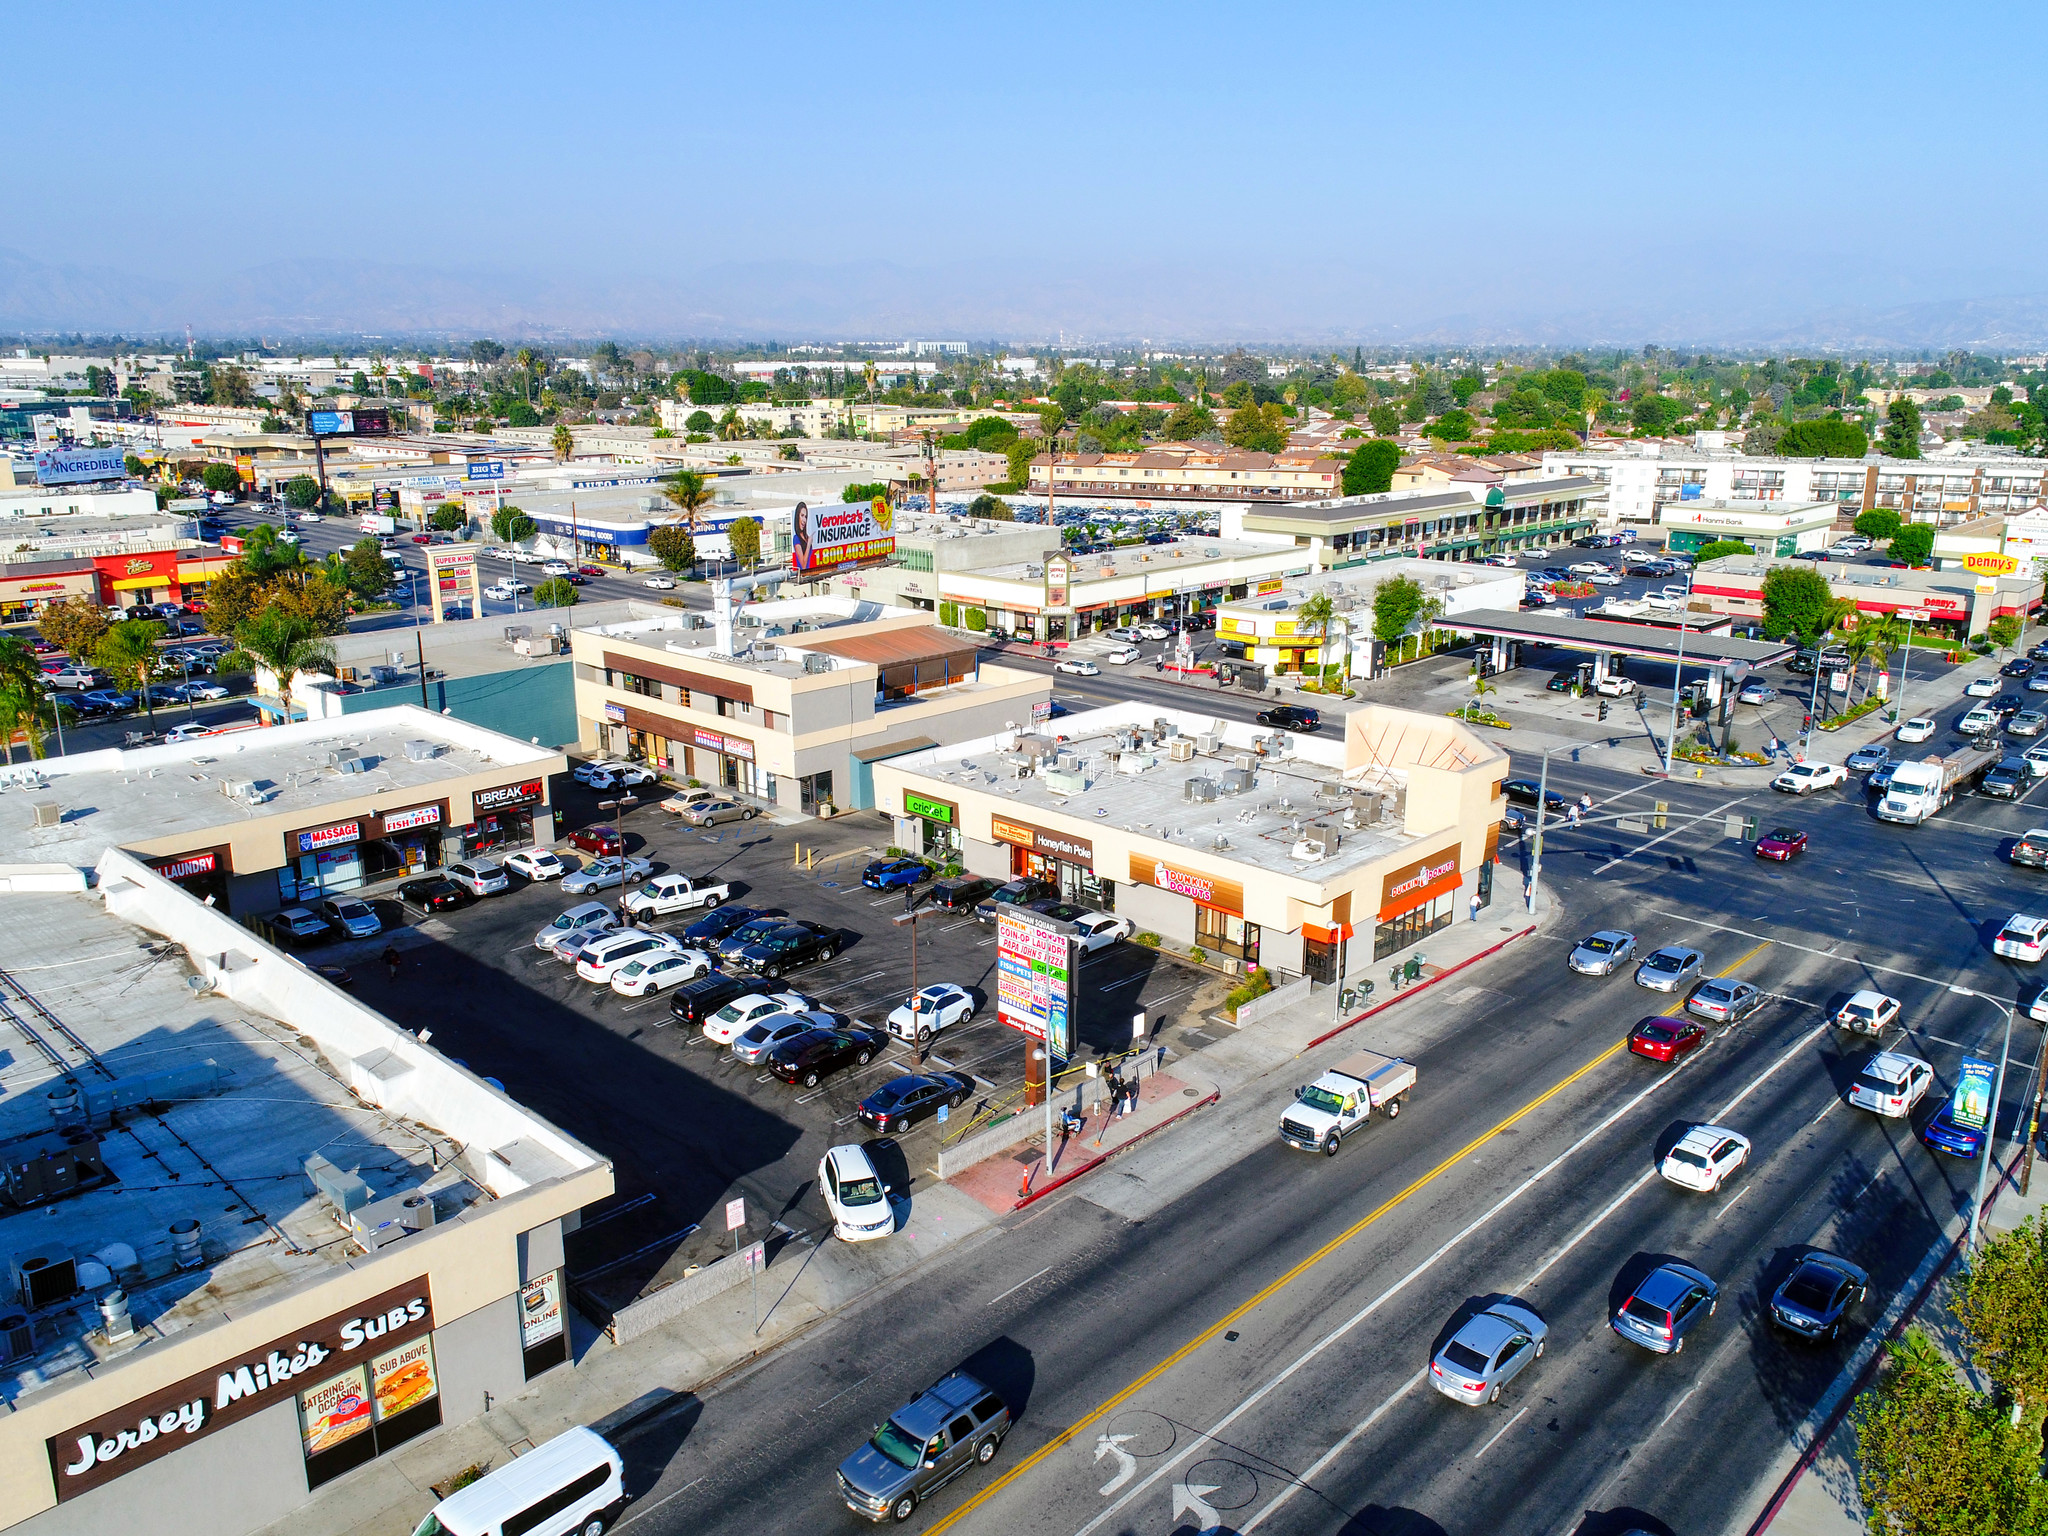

{"left": 48, "top": 1279, "right": 433, "bottom": 1499}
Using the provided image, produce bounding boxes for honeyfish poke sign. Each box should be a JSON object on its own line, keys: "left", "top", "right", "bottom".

{"left": 48, "top": 1279, "right": 433, "bottom": 1499}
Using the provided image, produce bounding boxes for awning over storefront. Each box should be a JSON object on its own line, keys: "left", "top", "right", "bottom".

{"left": 854, "top": 735, "right": 939, "bottom": 762}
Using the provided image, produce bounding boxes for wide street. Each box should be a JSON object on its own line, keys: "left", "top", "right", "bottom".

{"left": 588, "top": 658, "right": 2046, "bottom": 1536}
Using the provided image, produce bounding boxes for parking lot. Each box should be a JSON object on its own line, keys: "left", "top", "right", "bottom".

{"left": 302, "top": 778, "right": 1228, "bottom": 1318}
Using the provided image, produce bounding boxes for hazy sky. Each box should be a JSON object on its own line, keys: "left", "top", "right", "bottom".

{"left": 10, "top": 2, "right": 2044, "bottom": 339}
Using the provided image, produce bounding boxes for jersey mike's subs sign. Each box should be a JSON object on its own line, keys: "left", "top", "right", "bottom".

{"left": 48, "top": 1278, "right": 433, "bottom": 1500}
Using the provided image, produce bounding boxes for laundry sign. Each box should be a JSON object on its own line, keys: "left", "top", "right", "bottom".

{"left": 48, "top": 1278, "right": 434, "bottom": 1499}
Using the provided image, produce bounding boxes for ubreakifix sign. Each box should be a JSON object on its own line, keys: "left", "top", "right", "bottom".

{"left": 48, "top": 1278, "right": 433, "bottom": 1500}
{"left": 473, "top": 779, "right": 543, "bottom": 813}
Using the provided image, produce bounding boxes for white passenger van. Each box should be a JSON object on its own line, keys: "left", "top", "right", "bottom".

{"left": 413, "top": 1426, "right": 627, "bottom": 1536}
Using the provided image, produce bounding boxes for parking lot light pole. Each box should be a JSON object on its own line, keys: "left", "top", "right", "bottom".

{"left": 598, "top": 793, "right": 637, "bottom": 923}
{"left": 1952, "top": 985, "right": 2019, "bottom": 1256}
{"left": 1661, "top": 569, "right": 1696, "bottom": 774}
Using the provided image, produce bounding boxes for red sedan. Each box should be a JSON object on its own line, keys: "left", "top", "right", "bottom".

{"left": 1756, "top": 826, "right": 1808, "bottom": 861}
{"left": 1629, "top": 1015, "right": 1707, "bottom": 1063}
{"left": 566, "top": 826, "right": 624, "bottom": 856}
{"left": 578, "top": 564, "right": 605, "bottom": 578}
{"left": 409, "top": 532, "right": 434, "bottom": 544}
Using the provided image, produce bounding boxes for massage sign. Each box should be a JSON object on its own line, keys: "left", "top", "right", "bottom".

{"left": 50, "top": 1279, "right": 437, "bottom": 1499}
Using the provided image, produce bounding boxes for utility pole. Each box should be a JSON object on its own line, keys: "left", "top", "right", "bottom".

{"left": 1661, "top": 568, "right": 1695, "bottom": 773}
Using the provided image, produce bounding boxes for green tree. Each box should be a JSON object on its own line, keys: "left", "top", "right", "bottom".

{"left": 490, "top": 505, "right": 537, "bottom": 545}
{"left": 427, "top": 506, "right": 467, "bottom": 532}
{"left": 1367, "top": 404, "right": 1401, "bottom": 436}
{"left": 1422, "top": 408, "right": 1476, "bottom": 443}
{"left": 961, "top": 416, "right": 1018, "bottom": 451}
{"left": 200, "top": 462, "right": 240, "bottom": 495}
{"left": 1001, "top": 439, "right": 1040, "bottom": 489}
{"left": 282, "top": 475, "right": 321, "bottom": 510}
{"left": 727, "top": 515, "right": 761, "bottom": 568}
{"left": 1693, "top": 539, "right": 1755, "bottom": 562}
{"left": 1296, "top": 591, "right": 1339, "bottom": 673}
{"left": 1164, "top": 403, "right": 1217, "bottom": 441}
{"left": 1854, "top": 508, "right": 1902, "bottom": 542}
{"left": 94, "top": 619, "right": 167, "bottom": 728}
{"left": 505, "top": 400, "right": 540, "bottom": 428}
{"left": 1778, "top": 419, "right": 1870, "bottom": 458}
{"left": 1371, "top": 575, "right": 1426, "bottom": 647}
{"left": 340, "top": 538, "right": 393, "bottom": 600}
{"left": 1891, "top": 522, "right": 1935, "bottom": 566}
{"left": 1762, "top": 564, "right": 1837, "bottom": 640}
{"left": 1855, "top": 1328, "right": 2048, "bottom": 1536}
{"left": 1224, "top": 403, "right": 1289, "bottom": 454}
{"left": 533, "top": 577, "right": 579, "bottom": 608}
{"left": 37, "top": 596, "right": 110, "bottom": 659}
{"left": 551, "top": 423, "right": 575, "bottom": 461}
{"left": 233, "top": 608, "right": 337, "bottom": 721}
{"left": 0, "top": 636, "right": 52, "bottom": 763}
{"left": 967, "top": 493, "right": 1014, "bottom": 522}
{"left": 659, "top": 468, "right": 715, "bottom": 532}
{"left": 1343, "top": 439, "right": 1401, "bottom": 496}
{"left": 1988, "top": 615, "right": 2023, "bottom": 652}
{"left": 1881, "top": 397, "right": 1924, "bottom": 458}
{"left": 842, "top": 482, "right": 890, "bottom": 503}
{"left": 648, "top": 526, "right": 696, "bottom": 572}
{"left": 1953, "top": 1213, "right": 2048, "bottom": 1417}
{"left": 685, "top": 409, "right": 714, "bottom": 433}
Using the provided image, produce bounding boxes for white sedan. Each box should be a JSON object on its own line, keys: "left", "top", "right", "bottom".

{"left": 572, "top": 760, "right": 631, "bottom": 786}
{"left": 484, "top": 580, "right": 532, "bottom": 599}
{"left": 703, "top": 990, "right": 813, "bottom": 1045}
{"left": 1895, "top": 716, "right": 1937, "bottom": 744}
{"left": 1994, "top": 913, "right": 2048, "bottom": 962}
{"left": 559, "top": 855, "right": 654, "bottom": 895}
{"left": 181, "top": 680, "right": 230, "bottom": 701}
{"left": 1737, "top": 682, "right": 1778, "bottom": 705}
{"left": 1567, "top": 561, "right": 1610, "bottom": 576}
{"left": 610, "top": 948, "right": 714, "bottom": 997}
{"left": 1135, "top": 623, "right": 1172, "bottom": 641}
{"left": 643, "top": 574, "right": 678, "bottom": 590}
{"left": 819, "top": 1143, "right": 894, "bottom": 1242}
{"left": 1772, "top": 761, "right": 1847, "bottom": 795}
{"left": 886, "top": 983, "right": 975, "bottom": 1042}
{"left": 503, "top": 848, "right": 568, "bottom": 881}
{"left": 1965, "top": 677, "right": 2000, "bottom": 698}
{"left": 1595, "top": 675, "right": 1637, "bottom": 697}
{"left": 586, "top": 763, "right": 657, "bottom": 791}
{"left": 1074, "top": 913, "right": 1135, "bottom": 952}
{"left": 2025, "top": 744, "right": 2048, "bottom": 779}
{"left": 1054, "top": 658, "right": 1100, "bottom": 676}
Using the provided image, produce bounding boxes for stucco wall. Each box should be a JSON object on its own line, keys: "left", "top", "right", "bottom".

{"left": 1119, "top": 880, "right": 1195, "bottom": 946}
{"left": 341, "top": 666, "right": 578, "bottom": 750}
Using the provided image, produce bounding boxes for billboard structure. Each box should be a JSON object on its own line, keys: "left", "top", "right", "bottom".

{"left": 305, "top": 407, "right": 394, "bottom": 439}
{"left": 425, "top": 543, "right": 483, "bottom": 623}
{"left": 995, "top": 907, "right": 1077, "bottom": 1063}
{"left": 790, "top": 497, "right": 894, "bottom": 578}
{"left": 34, "top": 446, "right": 128, "bottom": 486}
{"left": 1951, "top": 1057, "right": 1997, "bottom": 1132}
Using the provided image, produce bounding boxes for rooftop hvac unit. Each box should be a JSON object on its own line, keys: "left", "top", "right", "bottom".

{"left": 1184, "top": 777, "right": 1219, "bottom": 803}
{"left": 1055, "top": 752, "right": 1080, "bottom": 773}
{"left": 0, "top": 1131, "right": 111, "bottom": 1209}
{"left": 304, "top": 1153, "right": 373, "bottom": 1217}
{"left": 503, "top": 625, "right": 531, "bottom": 641}
{"left": 802, "top": 652, "right": 832, "bottom": 673}
{"left": 1116, "top": 752, "right": 1156, "bottom": 774}
{"left": 334, "top": 756, "right": 369, "bottom": 775}
{"left": 1042, "top": 770, "right": 1088, "bottom": 796}
{"left": 1350, "top": 789, "right": 1382, "bottom": 825}
{"left": 386, "top": 651, "right": 406, "bottom": 668}
{"left": 1152, "top": 717, "right": 1171, "bottom": 737}
{"left": 0, "top": 1314, "right": 33, "bottom": 1364}
{"left": 29, "top": 802, "right": 60, "bottom": 829}
{"left": 350, "top": 1186, "right": 438, "bottom": 1250}
{"left": 1195, "top": 732, "right": 1220, "bottom": 755}
{"left": 12, "top": 1252, "right": 76, "bottom": 1311}
{"left": 403, "top": 739, "right": 443, "bottom": 763}
{"left": 1234, "top": 754, "right": 1254, "bottom": 774}
{"left": 1219, "top": 768, "right": 1252, "bottom": 795}
{"left": 1168, "top": 738, "right": 1194, "bottom": 762}
{"left": 221, "top": 779, "right": 256, "bottom": 800}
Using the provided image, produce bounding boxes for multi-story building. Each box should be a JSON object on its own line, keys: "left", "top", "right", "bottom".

{"left": 1654, "top": 498, "right": 1837, "bottom": 558}
{"left": 1221, "top": 477, "right": 1603, "bottom": 568}
{"left": 1543, "top": 445, "right": 2047, "bottom": 528}
{"left": 568, "top": 597, "right": 1049, "bottom": 815}
{"left": 1023, "top": 446, "right": 1343, "bottom": 511}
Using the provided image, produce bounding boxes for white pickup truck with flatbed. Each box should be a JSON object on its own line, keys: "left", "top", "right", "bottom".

{"left": 1279, "top": 1048, "right": 1417, "bottom": 1156}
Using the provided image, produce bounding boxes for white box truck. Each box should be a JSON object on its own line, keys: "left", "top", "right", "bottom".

{"left": 1279, "top": 1048, "right": 1416, "bottom": 1156}
{"left": 1877, "top": 743, "right": 1999, "bottom": 825}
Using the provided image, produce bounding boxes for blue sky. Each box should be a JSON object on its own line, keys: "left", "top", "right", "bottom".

{"left": 9, "top": 2, "right": 2043, "bottom": 340}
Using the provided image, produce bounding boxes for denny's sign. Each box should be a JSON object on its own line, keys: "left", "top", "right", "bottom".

{"left": 48, "top": 1277, "right": 433, "bottom": 1499}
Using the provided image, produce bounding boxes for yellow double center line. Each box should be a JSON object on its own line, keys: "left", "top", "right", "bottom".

{"left": 928, "top": 936, "right": 1772, "bottom": 1534}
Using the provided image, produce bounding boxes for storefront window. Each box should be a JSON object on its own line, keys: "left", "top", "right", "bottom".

{"left": 1196, "top": 906, "right": 1259, "bottom": 966}
{"left": 799, "top": 770, "right": 833, "bottom": 811}
{"left": 281, "top": 843, "right": 364, "bottom": 903}
{"left": 458, "top": 808, "right": 535, "bottom": 857}
{"left": 917, "top": 817, "right": 961, "bottom": 862}
{"left": 1374, "top": 892, "right": 1454, "bottom": 961}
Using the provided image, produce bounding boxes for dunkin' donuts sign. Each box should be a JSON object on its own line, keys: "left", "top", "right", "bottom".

{"left": 48, "top": 1279, "right": 433, "bottom": 1499}
{"left": 1127, "top": 855, "right": 1243, "bottom": 914}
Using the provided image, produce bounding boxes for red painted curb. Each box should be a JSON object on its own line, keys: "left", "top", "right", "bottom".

{"left": 1012, "top": 1089, "right": 1221, "bottom": 1209}
{"left": 1744, "top": 1149, "right": 2027, "bottom": 1535}
{"left": 1303, "top": 925, "right": 1537, "bottom": 1051}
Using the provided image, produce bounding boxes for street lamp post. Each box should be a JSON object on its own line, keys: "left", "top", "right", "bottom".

{"left": 1661, "top": 567, "right": 1697, "bottom": 774}
{"left": 1526, "top": 744, "right": 1556, "bottom": 915}
{"left": 1954, "top": 985, "right": 2020, "bottom": 1256}
{"left": 597, "top": 793, "right": 638, "bottom": 925}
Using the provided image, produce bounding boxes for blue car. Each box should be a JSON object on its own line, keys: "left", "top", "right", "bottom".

{"left": 1770, "top": 1252, "right": 1868, "bottom": 1342}
{"left": 862, "top": 857, "right": 932, "bottom": 890}
{"left": 681, "top": 904, "right": 785, "bottom": 946}
{"left": 1921, "top": 1102, "right": 1986, "bottom": 1158}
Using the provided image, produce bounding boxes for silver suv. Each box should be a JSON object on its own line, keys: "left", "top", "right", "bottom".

{"left": 836, "top": 1370, "right": 1010, "bottom": 1523}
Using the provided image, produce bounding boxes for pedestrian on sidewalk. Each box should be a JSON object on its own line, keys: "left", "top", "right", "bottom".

{"left": 381, "top": 944, "right": 401, "bottom": 983}
{"left": 1469, "top": 892, "right": 1482, "bottom": 924}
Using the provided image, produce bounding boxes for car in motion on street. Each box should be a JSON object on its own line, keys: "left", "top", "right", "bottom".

{"left": 1053, "top": 657, "right": 1099, "bottom": 676}
{"left": 835, "top": 1369, "right": 1011, "bottom": 1524}
{"left": 1965, "top": 675, "right": 2000, "bottom": 698}
{"left": 1628, "top": 1015, "right": 1707, "bottom": 1064}
{"left": 1567, "top": 929, "right": 1636, "bottom": 976}
{"left": 857, "top": 1071, "right": 975, "bottom": 1135}
{"left": 1994, "top": 912, "right": 2048, "bottom": 961}
{"left": 1847, "top": 1051, "right": 1934, "bottom": 1117}
{"left": 819, "top": 1143, "right": 894, "bottom": 1243}
{"left": 1895, "top": 716, "right": 1937, "bottom": 744}
{"left": 1845, "top": 744, "right": 1890, "bottom": 773}
{"left": 1686, "top": 977, "right": 1765, "bottom": 1024}
{"left": 1772, "top": 761, "right": 1846, "bottom": 795}
{"left": 1658, "top": 1124, "right": 1751, "bottom": 1193}
{"left": 1501, "top": 779, "right": 1568, "bottom": 814}
{"left": 1611, "top": 1261, "right": 1719, "bottom": 1354}
{"left": 2011, "top": 830, "right": 2048, "bottom": 869}
{"left": 1959, "top": 706, "right": 2000, "bottom": 736}
{"left": 1634, "top": 945, "right": 1704, "bottom": 993}
{"left": 1427, "top": 1302, "right": 1548, "bottom": 1406}
{"left": 1982, "top": 759, "right": 2031, "bottom": 800}
{"left": 1922, "top": 1098, "right": 1988, "bottom": 1158}
{"left": 1755, "top": 826, "right": 1808, "bottom": 861}
{"left": 1255, "top": 704, "right": 1321, "bottom": 733}
{"left": 1830, "top": 990, "right": 1901, "bottom": 1037}
{"left": 1770, "top": 1252, "right": 1868, "bottom": 1343}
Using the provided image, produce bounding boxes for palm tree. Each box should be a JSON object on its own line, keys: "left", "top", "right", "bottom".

{"left": 0, "top": 636, "right": 50, "bottom": 763}
{"left": 1296, "top": 591, "right": 1337, "bottom": 685}
{"left": 1462, "top": 671, "right": 1498, "bottom": 722}
{"left": 551, "top": 423, "right": 574, "bottom": 462}
{"left": 862, "top": 361, "right": 879, "bottom": 402}
{"left": 1857, "top": 612, "right": 1908, "bottom": 700}
{"left": 94, "top": 619, "right": 167, "bottom": 729}
{"left": 718, "top": 408, "right": 746, "bottom": 442}
{"left": 515, "top": 348, "right": 536, "bottom": 404}
{"left": 659, "top": 469, "right": 715, "bottom": 534}
{"left": 234, "top": 609, "right": 337, "bottom": 724}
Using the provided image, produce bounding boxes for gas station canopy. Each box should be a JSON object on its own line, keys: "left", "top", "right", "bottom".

{"left": 1452, "top": 609, "right": 1797, "bottom": 670}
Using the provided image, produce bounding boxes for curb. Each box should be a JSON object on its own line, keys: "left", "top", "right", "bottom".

{"left": 1743, "top": 1148, "right": 2027, "bottom": 1535}
{"left": 1303, "top": 924, "right": 1537, "bottom": 1051}
{"left": 1012, "top": 1087, "right": 1221, "bottom": 1209}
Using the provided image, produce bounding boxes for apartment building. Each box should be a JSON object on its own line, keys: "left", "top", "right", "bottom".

{"left": 1023, "top": 446, "right": 1343, "bottom": 511}
{"left": 568, "top": 597, "right": 1048, "bottom": 815}
{"left": 1543, "top": 445, "right": 2047, "bottom": 527}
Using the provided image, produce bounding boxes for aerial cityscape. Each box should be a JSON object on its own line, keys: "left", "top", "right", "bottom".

{"left": 0, "top": 7, "right": 2044, "bottom": 1536}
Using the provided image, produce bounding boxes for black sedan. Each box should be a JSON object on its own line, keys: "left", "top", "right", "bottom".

{"left": 397, "top": 876, "right": 472, "bottom": 914}
{"left": 681, "top": 904, "right": 786, "bottom": 947}
{"left": 1256, "top": 705, "right": 1321, "bottom": 733}
{"left": 857, "top": 1071, "right": 976, "bottom": 1134}
{"left": 1769, "top": 1252, "right": 1868, "bottom": 1342}
{"left": 766, "top": 1024, "right": 889, "bottom": 1088}
{"left": 1502, "top": 778, "right": 1569, "bottom": 814}
{"left": 727, "top": 920, "right": 843, "bottom": 978}
{"left": 715, "top": 916, "right": 799, "bottom": 964}
{"left": 1026, "top": 898, "right": 1090, "bottom": 923}
{"left": 2002, "top": 658, "right": 2036, "bottom": 678}
{"left": 1993, "top": 694, "right": 2027, "bottom": 717}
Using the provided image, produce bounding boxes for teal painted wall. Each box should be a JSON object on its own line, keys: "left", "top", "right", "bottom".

{"left": 338, "top": 661, "right": 578, "bottom": 747}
